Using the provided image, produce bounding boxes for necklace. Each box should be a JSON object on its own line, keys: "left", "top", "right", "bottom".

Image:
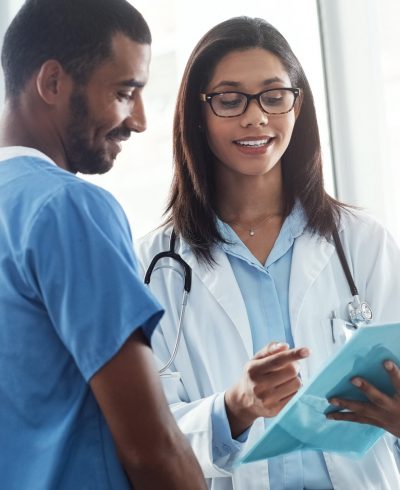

{"left": 226, "top": 212, "right": 282, "bottom": 237}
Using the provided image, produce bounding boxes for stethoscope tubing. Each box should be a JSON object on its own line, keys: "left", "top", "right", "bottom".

{"left": 145, "top": 226, "right": 372, "bottom": 376}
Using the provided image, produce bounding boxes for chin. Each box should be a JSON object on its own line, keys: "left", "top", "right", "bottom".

{"left": 68, "top": 156, "right": 113, "bottom": 175}
{"left": 83, "top": 159, "right": 114, "bottom": 175}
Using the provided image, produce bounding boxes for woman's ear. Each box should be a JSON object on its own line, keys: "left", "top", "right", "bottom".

{"left": 294, "top": 89, "right": 304, "bottom": 120}
{"left": 35, "top": 60, "right": 70, "bottom": 105}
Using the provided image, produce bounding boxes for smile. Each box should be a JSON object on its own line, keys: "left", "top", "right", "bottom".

{"left": 235, "top": 138, "right": 270, "bottom": 148}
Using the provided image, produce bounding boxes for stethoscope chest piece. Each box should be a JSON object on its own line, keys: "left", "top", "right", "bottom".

{"left": 347, "top": 295, "right": 373, "bottom": 327}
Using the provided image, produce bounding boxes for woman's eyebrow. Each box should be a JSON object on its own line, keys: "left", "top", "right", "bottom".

{"left": 210, "top": 76, "right": 285, "bottom": 92}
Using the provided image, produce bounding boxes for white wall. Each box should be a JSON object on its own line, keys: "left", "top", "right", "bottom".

{"left": 0, "top": 1, "right": 24, "bottom": 106}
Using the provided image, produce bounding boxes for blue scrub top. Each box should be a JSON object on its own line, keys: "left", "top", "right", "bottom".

{"left": 0, "top": 149, "right": 163, "bottom": 489}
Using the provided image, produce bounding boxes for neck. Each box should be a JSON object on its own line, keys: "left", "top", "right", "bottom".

{"left": 0, "top": 95, "right": 69, "bottom": 171}
{"left": 216, "top": 162, "right": 285, "bottom": 225}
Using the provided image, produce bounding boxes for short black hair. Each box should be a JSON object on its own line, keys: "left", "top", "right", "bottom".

{"left": 1, "top": 0, "right": 151, "bottom": 99}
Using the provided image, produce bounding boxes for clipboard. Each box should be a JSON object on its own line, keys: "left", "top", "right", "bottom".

{"left": 239, "top": 323, "right": 400, "bottom": 464}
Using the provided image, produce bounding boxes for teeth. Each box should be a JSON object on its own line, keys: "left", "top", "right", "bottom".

{"left": 236, "top": 139, "right": 269, "bottom": 147}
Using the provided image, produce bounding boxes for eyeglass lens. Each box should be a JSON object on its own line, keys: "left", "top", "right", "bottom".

{"left": 211, "top": 89, "right": 296, "bottom": 117}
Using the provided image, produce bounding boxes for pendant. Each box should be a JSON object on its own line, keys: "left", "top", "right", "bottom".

{"left": 249, "top": 229, "right": 255, "bottom": 236}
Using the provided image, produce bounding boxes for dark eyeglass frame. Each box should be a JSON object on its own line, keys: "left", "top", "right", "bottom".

{"left": 199, "top": 87, "right": 301, "bottom": 118}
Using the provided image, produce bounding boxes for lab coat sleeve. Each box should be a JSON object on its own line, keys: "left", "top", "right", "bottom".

{"left": 343, "top": 213, "right": 400, "bottom": 324}
{"left": 134, "top": 235, "right": 248, "bottom": 478}
{"left": 167, "top": 390, "right": 247, "bottom": 476}
{"left": 150, "top": 324, "right": 246, "bottom": 477}
{"left": 342, "top": 213, "right": 400, "bottom": 453}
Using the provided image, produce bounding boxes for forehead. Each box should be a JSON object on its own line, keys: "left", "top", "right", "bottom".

{"left": 207, "top": 48, "right": 290, "bottom": 90}
{"left": 88, "top": 33, "right": 151, "bottom": 87}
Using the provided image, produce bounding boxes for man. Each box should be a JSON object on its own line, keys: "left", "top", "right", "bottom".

{"left": 0, "top": 1, "right": 206, "bottom": 489}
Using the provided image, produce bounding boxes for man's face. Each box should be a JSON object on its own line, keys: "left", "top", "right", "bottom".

{"left": 63, "top": 33, "right": 151, "bottom": 174}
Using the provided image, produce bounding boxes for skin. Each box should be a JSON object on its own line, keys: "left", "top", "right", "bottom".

{"left": 326, "top": 360, "right": 400, "bottom": 437}
{"left": 0, "top": 33, "right": 206, "bottom": 489}
{"left": 203, "top": 48, "right": 300, "bottom": 181}
{"left": 203, "top": 48, "right": 302, "bottom": 265}
{"left": 202, "top": 48, "right": 309, "bottom": 438}
{"left": 0, "top": 34, "right": 150, "bottom": 175}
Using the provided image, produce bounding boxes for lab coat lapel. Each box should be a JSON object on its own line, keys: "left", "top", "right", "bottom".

{"left": 180, "top": 244, "right": 254, "bottom": 358}
{"left": 289, "top": 232, "right": 335, "bottom": 333}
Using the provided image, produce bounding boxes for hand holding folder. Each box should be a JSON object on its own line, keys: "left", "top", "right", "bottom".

{"left": 239, "top": 323, "right": 400, "bottom": 464}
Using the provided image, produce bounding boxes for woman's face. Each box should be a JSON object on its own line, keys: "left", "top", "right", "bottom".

{"left": 202, "top": 48, "right": 301, "bottom": 179}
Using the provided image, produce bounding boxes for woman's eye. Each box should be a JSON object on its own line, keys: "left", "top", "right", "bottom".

{"left": 220, "top": 98, "right": 242, "bottom": 108}
{"left": 217, "top": 94, "right": 244, "bottom": 108}
{"left": 265, "top": 96, "right": 283, "bottom": 106}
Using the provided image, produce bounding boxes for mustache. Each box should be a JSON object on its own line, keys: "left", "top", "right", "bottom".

{"left": 106, "top": 127, "right": 131, "bottom": 140}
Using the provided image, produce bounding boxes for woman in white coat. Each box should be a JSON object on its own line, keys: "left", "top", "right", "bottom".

{"left": 137, "top": 17, "right": 400, "bottom": 490}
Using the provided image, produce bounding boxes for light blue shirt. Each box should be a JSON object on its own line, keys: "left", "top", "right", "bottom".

{"left": 0, "top": 150, "right": 163, "bottom": 489}
{"left": 211, "top": 203, "right": 333, "bottom": 489}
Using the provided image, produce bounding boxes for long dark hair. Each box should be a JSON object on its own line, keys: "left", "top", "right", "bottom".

{"left": 167, "top": 16, "right": 345, "bottom": 264}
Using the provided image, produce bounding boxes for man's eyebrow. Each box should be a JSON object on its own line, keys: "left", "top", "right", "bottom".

{"left": 211, "top": 77, "right": 285, "bottom": 92}
{"left": 119, "top": 79, "right": 146, "bottom": 89}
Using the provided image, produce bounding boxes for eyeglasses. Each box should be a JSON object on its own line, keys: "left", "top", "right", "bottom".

{"left": 199, "top": 87, "right": 300, "bottom": 118}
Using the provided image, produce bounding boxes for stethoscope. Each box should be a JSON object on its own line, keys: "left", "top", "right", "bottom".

{"left": 144, "top": 230, "right": 191, "bottom": 378}
{"left": 145, "top": 227, "right": 372, "bottom": 377}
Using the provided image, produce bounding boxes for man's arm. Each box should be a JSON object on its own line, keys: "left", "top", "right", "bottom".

{"left": 90, "top": 329, "right": 206, "bottom": 490}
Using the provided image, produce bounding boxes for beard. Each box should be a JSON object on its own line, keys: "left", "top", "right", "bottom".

{"left": 64, "top": 91, "right": 113, "bottom": 175}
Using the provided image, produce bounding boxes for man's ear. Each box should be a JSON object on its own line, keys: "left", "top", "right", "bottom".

{"left": 36, "top": 60, "right": 71, "bottom": 105}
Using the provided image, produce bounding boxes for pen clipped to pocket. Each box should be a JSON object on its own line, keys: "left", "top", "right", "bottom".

{"left": 330, "top": 310, "right": 357, "bottom": 345}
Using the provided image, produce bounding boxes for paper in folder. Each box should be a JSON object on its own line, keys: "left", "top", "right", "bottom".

{"left": 239, "top": 323, "right": 400, "bottom": 464}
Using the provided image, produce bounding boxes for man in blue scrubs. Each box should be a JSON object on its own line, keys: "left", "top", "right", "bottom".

{"left": 0, "top": 1, "right": 206, "bottom": 489}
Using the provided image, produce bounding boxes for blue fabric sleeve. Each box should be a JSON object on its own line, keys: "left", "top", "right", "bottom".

{"left": 22, "top": 181, "right": 163, "bottom": 381}
{"left": 211, "top": 392, "right": 249, "bottom": 461}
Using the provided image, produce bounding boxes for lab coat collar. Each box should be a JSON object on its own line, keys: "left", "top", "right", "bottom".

{"left": 289, "top": 231, "right": 336, "bottom": 335}
{"left": 178, "top": 238, "right": 254, "bottom": 357}
{"left": 176, "top": 206, "right": 344, "bottom": 358}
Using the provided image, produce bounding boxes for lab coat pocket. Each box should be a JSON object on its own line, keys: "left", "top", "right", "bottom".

{"left": 331, "top": 318, "right": 355, "bottom": 345}
{"left": 322, "top": 317, "right": 356, "bottom": 356}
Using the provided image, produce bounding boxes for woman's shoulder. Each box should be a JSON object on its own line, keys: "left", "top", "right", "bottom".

{"left": 339, "top": 207, "right": 389, "bottom": 236}
{"left": 338, "top": 207, "right": 399, "bottom": 255}
{"left": 135, "top": 223, "right": 174, "bottom": 262}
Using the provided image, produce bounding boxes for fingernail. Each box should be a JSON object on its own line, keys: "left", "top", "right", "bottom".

{"left": 270, "top": 342, "right": 287, "bottom": 351}
{"left": 298, "top": 348, "right": 309, "bottom": 358}
{"left": 352, "top": 378, "right": 362, "bottom": 387}
{"left": 384, "top": 360, "right": 394, "bottom": 371}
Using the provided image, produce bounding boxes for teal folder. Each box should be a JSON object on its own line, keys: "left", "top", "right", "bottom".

{"left": 239, "top": 323, "right": 400, "bottom": 464}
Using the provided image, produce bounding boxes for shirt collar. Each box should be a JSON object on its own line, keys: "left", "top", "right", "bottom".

{"left": 217, "top": 200, "right": 307, "bottom": 268}
{"left": 0, "top": 146, "right": 56, "bottom": 166}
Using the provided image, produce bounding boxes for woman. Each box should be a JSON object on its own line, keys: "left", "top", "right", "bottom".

{"left": 136, "top": 17, "right": 400, "bottom": 489}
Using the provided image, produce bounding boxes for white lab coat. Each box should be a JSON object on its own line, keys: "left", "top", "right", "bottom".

{"left": 136, "top": 209, "right": 400, "bottom": 490}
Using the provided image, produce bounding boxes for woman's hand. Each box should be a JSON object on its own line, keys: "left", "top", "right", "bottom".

{"left": 224, "top": 342, "right": 310, "bottom": 438}
{"left": 326, "top": 361, "right": 400, "bottom": 437}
